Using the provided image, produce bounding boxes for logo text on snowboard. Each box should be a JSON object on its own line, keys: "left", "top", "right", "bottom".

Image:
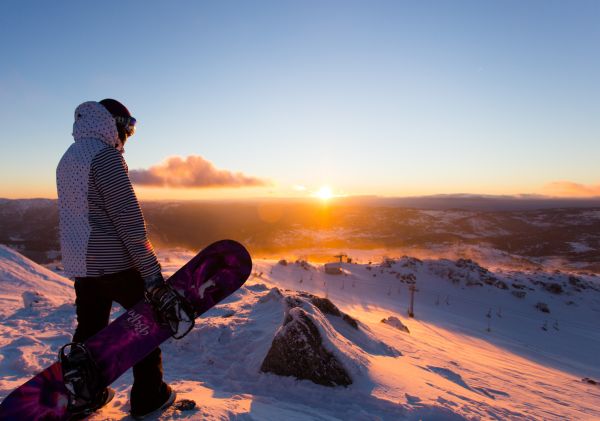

{"left": 127, "top": 309, "right": 150, "bottom": 336}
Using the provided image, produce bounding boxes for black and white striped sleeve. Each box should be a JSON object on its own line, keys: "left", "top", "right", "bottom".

{"left": 90, "top": 147, "right": 162, "bottom": 279}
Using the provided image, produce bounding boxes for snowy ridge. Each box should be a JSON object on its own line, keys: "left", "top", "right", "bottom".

{"left": 0, "top": 245, "right": 73, "bottom": 317}
{"left": 0, "top": 247, "right": 599, "bottom": 419}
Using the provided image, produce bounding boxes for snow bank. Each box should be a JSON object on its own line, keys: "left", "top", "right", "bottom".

{"left": 0, "top": 245, "right": 73, "bottom": 316}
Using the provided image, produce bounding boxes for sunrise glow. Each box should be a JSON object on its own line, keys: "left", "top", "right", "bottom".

{"left": 313, "top": 186, "right": 334, "bottom": 201}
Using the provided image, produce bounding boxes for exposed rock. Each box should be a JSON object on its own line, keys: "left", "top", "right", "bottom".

{"left": 399, "top": 256, "right": 422, "bottom": 269}
{"left": 495, "top": 280, "right": 509, "bottom": 290}
{"left": 535, "top": 302, "right": 550, "bottom": 313}
{"left": 569, "top": 276, "right": 588, "bottom": 291}
{"left": 582, "top": 377, "right": 599, "bottom": 386}
{"left": 296, "top": 293, "right": 359, "bottom": 330}
{"left": 309, "top": 296, "right": 342, "bottom": 317}
{"left": 295, "top": 259, "right": 313, "bottom": 271}
{"left": 397, "top": 273, "right": 416, "bottom": 284}
{"left": 221, "top": 309, "right": 235, "bottom": 318}
{"left": 511, "top": 291, "right": 526, "bottom": 299}
{"left": 381, "top": 316, "right": 410, "bottom": 333}
{"left": 278, "top": 259, "right": 288, "bottom": 266}
{"left": 544, "top": 283, "right": 564, "bottom": 295}
{"left": 284, "top": 295, "right": 303, "bottom": 308}
{"left": 431, "top": 258, "right": 503, "bottom": 288}
{"left": 380, "top": 257, "right": 396, "bottom": 268}
{"left": 260, "top": 307, "right": 352, "bottom": 387}
{"left": 466, "top": 280, "right": 483, "bottom": 287}
{"left": 342, "top": 314, "right": 359, "bottom": 330}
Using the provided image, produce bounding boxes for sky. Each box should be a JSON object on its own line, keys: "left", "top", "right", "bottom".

{"left": 0, "top": 0, "right": 599, "bottom": 200}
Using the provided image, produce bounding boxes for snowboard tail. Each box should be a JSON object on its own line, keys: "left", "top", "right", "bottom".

{"left": 0, "top": 240, "right": 252, "bottom": 420}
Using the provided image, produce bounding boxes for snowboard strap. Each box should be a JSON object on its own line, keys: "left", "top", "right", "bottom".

{"left": 58, "top": 342, "right": 104, "bottom": 414}
{"left": 145, "top": 284, "right": 196, "bottom": 339}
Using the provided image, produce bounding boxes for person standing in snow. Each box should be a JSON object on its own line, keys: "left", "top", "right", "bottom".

{"left": 56, "top": 99, "right": 175, "bottom": 418}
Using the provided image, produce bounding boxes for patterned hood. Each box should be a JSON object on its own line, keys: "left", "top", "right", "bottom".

{"left": 72, "top": 101, "right": 120, "bottom": 149}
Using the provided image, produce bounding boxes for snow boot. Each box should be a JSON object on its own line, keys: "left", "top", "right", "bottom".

{"left": 69, "top": 387, "right": 115, "bottom": 420}
{"left": 130, "top": 383, "right": 176, "bottom": 420}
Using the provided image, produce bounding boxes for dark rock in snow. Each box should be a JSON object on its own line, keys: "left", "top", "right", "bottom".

{"left": 173, "top": 399, "right": 197, "bottom": 411}
{"left": 284, "top": 295, "right": 303, "bottom": 308}
{"left": 398, "top": 273, "right": 416, "bottom": 284}
{"left": 221, "top": 309, "right": 235, "bottom": 318}
{"left": 400, "top": 256, "right": 422, "bottom": 269}
{"left": 535, "top": 302, "right": 550, "bottom": 313}
{"left": 342, "top": 314, "right": 359, "bottom": 330}
{"left": 569, "top": 276, "right": 588, "bottom": 290}
{"left": 310, "top": 296, "right": 342, "bottom": 317}
{"left": 381, "top": 316, "right": 410, "bottom": 333}
{"left": 511, "top": 291, "right": 526, "bottom": 299}
{"left": 544, "top": 283, "right": 564, "bottom": 294}
{"left": 466, "top": 280, "right": 483, "bottom": 287}
{"left": 495, "top": 280, "right": 509, "bottom": 290}
{"left": 298, "top": 293, "right": 359, "bottom": 330}
{"left": 260, "top": 307, "right": 352, "bottom": 387}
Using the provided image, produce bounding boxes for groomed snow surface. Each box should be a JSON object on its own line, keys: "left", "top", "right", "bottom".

{"left": 0, "top": 244, "right": 599, "bottom": 420}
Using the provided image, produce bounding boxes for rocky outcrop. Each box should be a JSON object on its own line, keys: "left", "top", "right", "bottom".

{"left": 429, "top": 258, "right": 500, "bottom": 288}
{"left": 543, "top": 282, "right": 564, "bottom": 294}
{"left": 511, "top": 290, "right": 526, "bottom": 299}
{"left": 260, "top": 307, "right": 352, "bottom": 387}
{"left": 304, "top": 295, "right": 359, "bottom": 329}
{"left": 381, "top": 316, "right": 410, "bottom": 333}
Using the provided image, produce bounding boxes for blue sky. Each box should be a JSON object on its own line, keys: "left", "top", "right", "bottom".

{"left": 1, "top": 1, "right": 599, "bottom": 199}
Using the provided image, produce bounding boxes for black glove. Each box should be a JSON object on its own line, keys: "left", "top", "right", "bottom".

{"left": 143, "top": 272, "right": 165, "bottom": 292}
{"left": 144, "top": 282, "right": 195, "bottom": 339}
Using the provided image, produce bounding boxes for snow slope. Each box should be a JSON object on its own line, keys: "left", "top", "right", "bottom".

{"left": 0, "top": 246, "right": 599, "bottom": 420}
{"left": 0, "top": 245, "right": 73, "bottom": 317}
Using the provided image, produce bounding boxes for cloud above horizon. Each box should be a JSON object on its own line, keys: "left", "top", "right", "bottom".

{"left": 544, "top": 180, "right": 600, "bottom": 197}
{"left": 129, "top": 155, "right": 269, "bottom": 188}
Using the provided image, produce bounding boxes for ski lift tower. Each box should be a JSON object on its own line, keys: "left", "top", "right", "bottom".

{"left": 334, "top": 254, "right": 347, "bottom": 263}
{"left": 408, "top": 283, "right": 418, "bottom": 318}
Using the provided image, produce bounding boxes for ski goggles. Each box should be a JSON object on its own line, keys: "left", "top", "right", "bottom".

{"left": 114, "top": 116, "right": 137, "bottom": 137}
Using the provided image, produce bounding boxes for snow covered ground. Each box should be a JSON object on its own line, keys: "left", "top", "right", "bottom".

{"left": 0, "top": 244, "right": 599, "bottom": 420}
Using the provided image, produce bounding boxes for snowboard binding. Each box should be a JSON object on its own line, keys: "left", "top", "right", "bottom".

{"left": 58, "top": 342, "right": 104, "bottom": 415}
{"left": 145, "top": 284, "right": 196, "bottom": 339}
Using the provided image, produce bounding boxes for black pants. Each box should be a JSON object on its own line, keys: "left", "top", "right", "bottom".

{"left": 73, "top": 268, "right": 164, "bottom": 408}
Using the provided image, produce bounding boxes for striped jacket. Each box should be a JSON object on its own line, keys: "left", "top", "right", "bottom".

{"left": 56, "top": 101, "right": 161, "bottom": 280}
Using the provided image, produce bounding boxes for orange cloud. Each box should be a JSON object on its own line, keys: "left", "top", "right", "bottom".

{"left": 130, "top": 155, "right": 269, "bottom": 188}
{"left": 544, "top": 180, "right": 600, "bottom": 197}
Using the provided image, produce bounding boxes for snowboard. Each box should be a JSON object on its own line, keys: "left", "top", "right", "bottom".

{"left": 0, "top": 239, "right": 252, "bottom": 420}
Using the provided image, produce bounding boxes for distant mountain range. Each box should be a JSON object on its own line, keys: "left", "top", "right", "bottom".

{"left": 1, "top": 197, "right": 600, "bottom": 271}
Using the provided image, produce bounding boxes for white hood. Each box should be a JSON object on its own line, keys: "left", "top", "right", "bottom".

{"left": 72, "top": 101, "right": 121, "bottom": 150}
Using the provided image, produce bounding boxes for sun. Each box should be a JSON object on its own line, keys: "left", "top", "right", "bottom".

{"left": 313, "top": 185, "right": 334, "bottom": 200}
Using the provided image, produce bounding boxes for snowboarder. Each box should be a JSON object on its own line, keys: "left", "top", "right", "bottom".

{"left": 56, "top": 99, "right": 176, "bottom": 418}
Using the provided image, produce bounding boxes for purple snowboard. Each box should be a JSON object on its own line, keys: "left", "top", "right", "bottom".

{"left": 0, "top": 239, "right": 252, "bottom": 420}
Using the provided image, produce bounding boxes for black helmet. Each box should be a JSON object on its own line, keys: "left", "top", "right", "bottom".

{"left": 99, "top": 98, "right": 136, "bottom": 141}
